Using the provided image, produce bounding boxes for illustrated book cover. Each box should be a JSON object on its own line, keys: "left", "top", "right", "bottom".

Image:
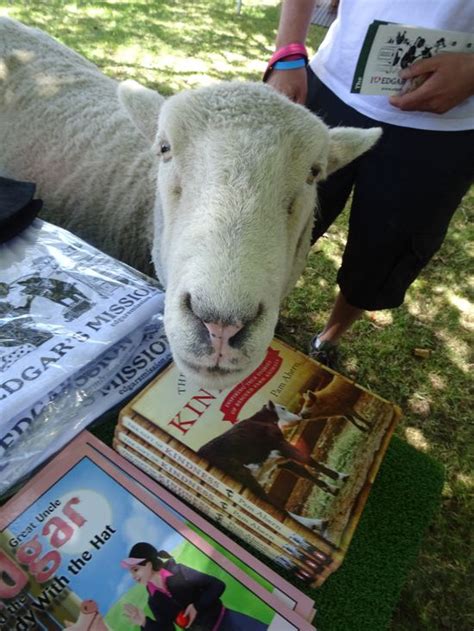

{"left": 0, "top": 431, "right": 316, "bottom": 630}
{"left": 351, "top": 21, "right": 474, "bottom": 95}
{"left": 117, "top": 338, "right": 401, "bottom": 586}
{"left": 104, "top": 431, "right": 316, "bottom": 623}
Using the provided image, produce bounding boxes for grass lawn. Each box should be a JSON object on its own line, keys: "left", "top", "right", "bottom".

{"left": 1, "top": 2, "right": 472, "bottom": 629}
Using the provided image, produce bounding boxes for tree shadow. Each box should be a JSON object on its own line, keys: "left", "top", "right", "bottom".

{"left": 278, "top": 198, "right": 473, "bottom": 629}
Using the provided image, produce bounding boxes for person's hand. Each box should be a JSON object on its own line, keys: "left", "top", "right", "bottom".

{"left": 123, "top": 603, "right": 146, "bottom": 626}
{"left": 183, "top": 603, "right": 198, "bottom": 628}
{"left": 389, "top": 53, "right": 474, "bottom": 114}
{"left": 266, "top": 67, "right": 308, "bottom": 104}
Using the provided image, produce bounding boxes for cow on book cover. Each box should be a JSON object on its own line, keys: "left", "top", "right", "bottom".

{"left": 128, "top": 339, "right": 400, "bottom": 550}
{"left": 0, "top": 454, "right": 311, "bottom": 630}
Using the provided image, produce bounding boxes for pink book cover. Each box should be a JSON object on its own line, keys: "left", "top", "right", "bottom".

{"left": 0, "top": 431, "right": 315, "bottom": 630}
{"left": 93, "top": 431, "right": 315, "bottom": 620}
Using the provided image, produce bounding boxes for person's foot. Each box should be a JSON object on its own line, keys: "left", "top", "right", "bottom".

{"left": 309, "top": 334, "right": 339, "bottom": 370}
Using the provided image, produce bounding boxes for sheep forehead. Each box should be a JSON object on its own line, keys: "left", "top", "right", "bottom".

{"left": 159, "top": 82, "right": 329, "bottom": 157}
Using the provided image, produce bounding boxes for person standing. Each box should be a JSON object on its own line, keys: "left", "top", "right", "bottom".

{"left": 265, "top": 0, "right": 474, "bottom": 368}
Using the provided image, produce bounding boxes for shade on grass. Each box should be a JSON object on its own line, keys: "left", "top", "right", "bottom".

{"left": 91, "top": 415, "right": 443, "bottom": 631}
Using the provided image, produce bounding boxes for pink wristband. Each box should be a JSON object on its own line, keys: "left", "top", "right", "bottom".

{"left": 268, "top": 43, "right": 308, "bottom": 67}
{"left": 263, "top": 43, "right": 308, "bottom": 83}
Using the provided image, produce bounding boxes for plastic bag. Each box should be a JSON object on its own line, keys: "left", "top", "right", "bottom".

{"left": 0, "top": 219, "right": 171, "bottom": 494}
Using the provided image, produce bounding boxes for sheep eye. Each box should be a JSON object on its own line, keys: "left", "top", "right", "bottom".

{"left": 306, "top": 165, "right": 320, "bottom": 185}
{"left": 287, "top": 198, "right": 296, "bottom": 215}
{"left": 159, "top": 142, "right": 171, "bottom": 160}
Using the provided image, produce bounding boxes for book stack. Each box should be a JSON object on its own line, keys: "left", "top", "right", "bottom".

{"left": 0, "top": 432, "right": 316, "bottom": 629}
{"left": 114, "top": 338, "right": 401, "bottom": 586}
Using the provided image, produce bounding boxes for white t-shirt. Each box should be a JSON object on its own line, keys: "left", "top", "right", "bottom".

{"left": 310, "top": 0, "right": 474, "bottom": 130}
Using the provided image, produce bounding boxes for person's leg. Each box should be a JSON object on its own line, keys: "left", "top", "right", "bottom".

{"left": 305, "top": 71, "right": 380, "bottom": 365}
{"left": 305, "top": 68, "right": 358, "bottom": 242}
{"left": 331, "top": 123, "right": 474, "bottom": 371}
{"left": 307, "top": 73, "right": 474, "bottom": 367}
{"left": 308, "top": 290, "right": 364, "bottom": 367}
{"left": 317, "top": 291, "right": 364, "bottom": 344}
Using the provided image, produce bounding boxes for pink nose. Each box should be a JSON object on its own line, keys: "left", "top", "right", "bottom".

{"left": 203, "top": 321, "right": 244, "bottom": 359}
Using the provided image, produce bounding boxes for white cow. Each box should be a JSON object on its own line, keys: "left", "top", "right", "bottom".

{"left": 0, "top": 18, "right": 381, "bottom": 389}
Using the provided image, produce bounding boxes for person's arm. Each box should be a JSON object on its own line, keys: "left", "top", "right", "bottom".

{"left": 266, "top": 0, "right": 316, "bottom": 104}
{"left": 389, "top": 52, "right": 474, "bottom": 113}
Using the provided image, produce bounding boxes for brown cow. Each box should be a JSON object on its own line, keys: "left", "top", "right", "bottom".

{"left": 197, "top": 400, "right": 348, "bottom": 532}
{"left": 299, "top": 375, "right": 373, "bottom": 432}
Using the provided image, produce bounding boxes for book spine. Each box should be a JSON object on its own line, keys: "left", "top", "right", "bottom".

{"left": 351, "top": 20, "right": 388, "bottom": 93}
{"left": 114, "top": 439, "right": 317, "bottom": 583}
{"left": 116, "top": 427, "right": 324, "bottom": 573}
{"left": 121, "top": 413, "right": 333, "bottom": 559}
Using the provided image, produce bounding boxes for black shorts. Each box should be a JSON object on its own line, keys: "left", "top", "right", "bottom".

{"left": 306, "top": 68, "right": 474, "bottom": 310}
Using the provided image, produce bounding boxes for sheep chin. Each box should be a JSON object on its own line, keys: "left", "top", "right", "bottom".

{"left": 172, "top": 352, "right": 258, "bottom": 392}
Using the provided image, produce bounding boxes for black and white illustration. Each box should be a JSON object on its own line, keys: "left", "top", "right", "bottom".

{"left": 352, "top": 21, "right": 474, "bottom": 95}
{"left": 0, "top": 220, "right": 165, "bottom": 431}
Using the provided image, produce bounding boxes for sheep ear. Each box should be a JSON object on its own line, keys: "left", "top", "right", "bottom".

{"left": 327, "top": 127, "right": 382, "bottom": 176}
{"left": 118, "top": 79, "right": 165, "bottom": 142}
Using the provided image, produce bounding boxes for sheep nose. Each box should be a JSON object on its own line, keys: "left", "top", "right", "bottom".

{"left": 203, "top": 321, "right": 244, "bottom": 358}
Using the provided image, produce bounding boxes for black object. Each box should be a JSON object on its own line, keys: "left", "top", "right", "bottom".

{"left": 0, "top": 176, "right": 43, "bottom": 243}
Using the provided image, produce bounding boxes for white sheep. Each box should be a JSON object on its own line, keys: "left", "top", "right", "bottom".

{"left": 0, "top": 18, "right": 381, "bottom": 389}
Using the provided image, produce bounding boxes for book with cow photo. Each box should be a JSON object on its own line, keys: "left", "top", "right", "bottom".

{"left": 113, "top": 424, "right": 326, "bottom": 585}
{"left": 0, "top": 432, "right": 317, "bottom": 630}
{"left": 117, "top": 338, "right": 401, "bottom": 586}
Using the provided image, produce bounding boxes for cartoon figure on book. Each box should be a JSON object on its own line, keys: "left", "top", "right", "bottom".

{"left": 121, "top": 542, "right": 268, "bottom": 630}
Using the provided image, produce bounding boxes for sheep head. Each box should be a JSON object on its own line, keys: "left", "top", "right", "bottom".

{"left": 119, "top": 81, "right": 381, "bottom": 389}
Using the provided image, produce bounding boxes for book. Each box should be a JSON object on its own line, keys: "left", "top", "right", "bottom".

{"left": 113, "top": 427, "right": 326, "bottom": 583}
{"left": 98, "top": 431, "right": 316, "bottom": 623}
{"left": 351, "top": 21, "right": 474, "bottom": 95}
{"left": 114, "top": 412, "right": 332, "bottom": 567}
{"left": 0, "top": 431, "right": 316, "bottom": 630}
{"left": 118, "top": 338, "right": 401, "bottom": 586}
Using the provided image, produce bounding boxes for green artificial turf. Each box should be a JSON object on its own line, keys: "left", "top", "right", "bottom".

{"left": 312, "top": 437, "right": 444, "bottom": 631}
{"left": 90, "top": 418, "right": 443, "bottom": 631}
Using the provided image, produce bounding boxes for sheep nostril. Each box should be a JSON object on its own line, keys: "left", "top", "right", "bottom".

{"left": 182, "top": 292, "right": 193, "bottom": 314}
{"left": 203, "top": 322, "right": 245, "bottom": 352}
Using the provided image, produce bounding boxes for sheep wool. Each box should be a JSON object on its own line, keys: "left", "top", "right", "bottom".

{"left": 0, "top": 17, "right": 381, "bottom": 390}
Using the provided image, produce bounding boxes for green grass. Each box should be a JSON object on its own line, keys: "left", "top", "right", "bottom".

{"left": 1, "top": 2, "right": 472, "bottom": 629}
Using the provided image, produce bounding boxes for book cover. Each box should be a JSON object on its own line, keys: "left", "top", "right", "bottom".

{"left": 115, "top": 411, "right": 331, "bottom": 567}
{"left": 351, "top": 21, "right": 474, "bottom": 95}
{"left": 105, "top": 433, "right": 316, "bottom": 623}
{"left": 114, "top": 427, "right": 326, "bottom": 583}
{"left": 0, "top": 432, "right": 315, "bottom": 630}
{"left": 125, "top": 338, "right": 400, "bottom": 583}
{"left": 95, "top": 430, "right": 316, "bottom": 621}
